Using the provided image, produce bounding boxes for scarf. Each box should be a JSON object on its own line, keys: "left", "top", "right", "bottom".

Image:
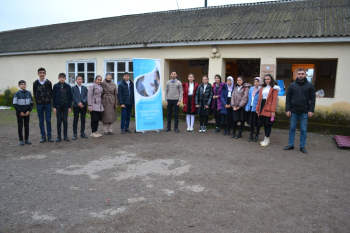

{"left": 252, "top": 77, "right": 261, "bottom": 96}
{"left": 227, "top": 76, "right": 234, "bottom": 92}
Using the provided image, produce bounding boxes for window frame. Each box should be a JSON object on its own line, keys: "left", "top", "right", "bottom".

{"left": 103, "top": 59, "right": 133, "bottom": 84}
{"left": 66, "top": 59, "right": 97, "bottom": 85}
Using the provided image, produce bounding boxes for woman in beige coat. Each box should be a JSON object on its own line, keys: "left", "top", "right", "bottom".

{"left": 101, "top": 73, "right": 118, "bottom": 135}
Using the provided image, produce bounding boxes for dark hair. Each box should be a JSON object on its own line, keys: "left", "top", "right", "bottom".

{"left": 202, "top": 75, "right": 208, "bottom": 79}
{"left": 155, "top": 70, "right": 160, "bottom": 79}
{"left": 262, "top": 74, "right": 275, "bottom": 87}
{"left": 18, "top": 80, "right": 26, "bottom": 85}
{"left": 236, "top": 76, "right": 245, "bottom": 86}
{"left": 214, "top": 74, "right": 222, "bottom": 82}
{"left": 58, "top": 73, "right": 66, "bottom": 78}
{"left": 76, "top": 75, "right": 83, "bottom": 80}
{"left": 188, "top": 73, "right": 194, "bottom": 78}
{"left": 170, "top": 70, "right": 177, "bottom": 75}
{"left": 297, "top": 68, "right": 306, "bottom": 73}
{"left": 38, "top": 67, "right": 46, "bottom": 73}
{"left": 95, "top": 75, "right": 102, "bottom": 82}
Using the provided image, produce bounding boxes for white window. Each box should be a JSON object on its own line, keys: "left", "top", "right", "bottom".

{"left": 104, "top": 60, "right": 133, "bottom": 84}
{"left": 66, "top": 60, "right": 96, "bottom": 85}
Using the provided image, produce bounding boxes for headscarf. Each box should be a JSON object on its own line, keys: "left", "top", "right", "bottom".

{"left": 252, "top": 77, "right": 261, "bottom": 96}
{"left": 227, "top": 76, "right": 234, "bottom": 92}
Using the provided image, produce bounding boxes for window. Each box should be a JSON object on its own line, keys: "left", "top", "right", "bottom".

{"left": 104, "top": 60, "right": 133, "bottom": 84}
{"left": 66, "top": 60, "right": 96, "bottom": 84}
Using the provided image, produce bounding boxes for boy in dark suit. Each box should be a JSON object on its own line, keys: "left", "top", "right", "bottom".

{"left": 53, "top": 73, "right": 72, "bottom": 142}
{"left": 13, "top": 80, "right": 33, "bottom": 146}
{"left": 71, "top": 75, "right": 88, "bottom": 139}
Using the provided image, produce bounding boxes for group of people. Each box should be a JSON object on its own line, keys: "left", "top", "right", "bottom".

{"left": 165, "top": 69, "right": 315, "bottom": 153}
{"left": 13, "top": 68, "right": 134, "bottom": 146}
{"left": 14, "top": 67, "right": 315, "bottom": 154}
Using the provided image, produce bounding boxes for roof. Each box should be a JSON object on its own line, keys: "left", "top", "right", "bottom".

{"left": 1, "top": 0, "right": 350, "bottom": 54}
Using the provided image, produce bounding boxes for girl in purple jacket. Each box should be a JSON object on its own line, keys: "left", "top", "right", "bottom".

{"left": 212, "top": 74, "right": 225, "bottom": 133}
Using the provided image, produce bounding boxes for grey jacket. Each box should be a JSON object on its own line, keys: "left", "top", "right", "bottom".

{"left": 165, "top": 79, "right": 183, "bottom": 101}
{"left": 87, "top": 84, "right": 104, "bottom": 112}
{"left": 71, "top": 85, "right": 88, "bottom": 108}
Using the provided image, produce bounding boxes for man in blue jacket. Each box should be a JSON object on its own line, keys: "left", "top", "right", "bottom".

{"left": 53, "top": 73, "right": 72, "bottom": 142}
{"left": 284, "top": 69, "right": 316, "bottom": 154}
{"left": 71, "top": 75, "right": 88, "bottom": 140}
{"left": 118, "top": 72, "right": 134, "bottom": 134}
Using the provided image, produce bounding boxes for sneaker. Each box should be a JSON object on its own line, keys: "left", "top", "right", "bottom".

{"left": 19, "top": 141, "right": 24, "bottom": 146}
{"left": 199, "top": 126, "right": 203, "bottom": 133}
{"left": 190, "top": 127, "right": 194, "bottom": 132}
{"left": 25, "top": 140, "right": 32, "bottom": 145}
{"left": 203, "top": 126, "right": 207, "bottom": 133}
{"left": 261, "top": 137, "right": 270, "bottom": 147}
{"left": 96, "top": 133, "right": 102, "bottom": 137}
{"left": 260, "top": 136, "right": 266, "bottom": 145}
{"left": 91, "top": 132, "right": 99, "bottom": 138}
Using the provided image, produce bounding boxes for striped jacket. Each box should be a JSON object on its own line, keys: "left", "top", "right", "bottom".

{"left": 13, "top": 90, "right": 33, "bottom": 113}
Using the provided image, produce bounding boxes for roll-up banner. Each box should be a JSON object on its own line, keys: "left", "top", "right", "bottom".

{"left": 133, "top": 58, "right": 163, "bottom": 132}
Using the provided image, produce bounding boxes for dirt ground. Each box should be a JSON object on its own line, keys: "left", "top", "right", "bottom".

{"left": 1, "top": 109, "right": 350, "bottom": 233}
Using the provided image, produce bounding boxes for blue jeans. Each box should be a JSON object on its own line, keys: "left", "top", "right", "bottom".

{"left": 288, "top": 113, "right": 308, "bottom": 148}
{"left": 37, "top": 104, "right": 52, "bottom": 137}
{"left": 121, "top": 105, "right": 133, "bottom": 130}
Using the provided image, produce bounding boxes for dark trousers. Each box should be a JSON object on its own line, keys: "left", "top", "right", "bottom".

{"left": 121, "top": 105, "right": 133, "bottom": 130}
{"left": 200, "top": 115, "right": 209, "bottom": 126}
{"left": 56, "top": 104, "right": 69, "bottom": 137}
{"left": 16, "top": 112, "right": 29, "bottom": 141}
{"left": 215, "top": 114, "right": 221, "bottom": 127}
{"left": 37, "top": 103, "right": 52, "bottom": 137}
{"left": 73, "top": 106, "right": 86, "bottom": 134}
{"left": 233, "top": 121, "right": 244, "bottom": 133}
{"left": 264, "top": 125, "right": 272, "bottom": 137}
{"left": 91, "top": 121, "right": 99, "bottom": 133}
{"left": 167, "top": 100, "right": 179, "bottom": 129}
{"left": 250, "top": 126, "right": 260, "bottom": 135}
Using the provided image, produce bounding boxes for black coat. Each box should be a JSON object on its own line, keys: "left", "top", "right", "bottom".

{"left": 285, "top": 78, "right": 316, "bottom": 114}
{"left": 52, "top": 82, "right": 72, "bottom": 108}
{"left": 195, "top": 83, "right": 213, "bottom": 107}
{"left": 71, "top": 85, "right": 88, "bottom": 108}
{"left": 118, "top": 80, "right": 135, "bottom": 106}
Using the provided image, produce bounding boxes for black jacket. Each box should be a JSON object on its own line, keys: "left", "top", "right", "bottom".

{"left": 52, "top": 82, "right": 72, "bottom": 108}
{"left": 33, "top": 79, "right": 52, "bottom": 105}
{"left": 71, "top": 85, "right": 88, "bottom": 108}
{"left": 285, "top": 78, "right": 316, "bottom": 114}
{"left": 118, "top": 80, "right": 135, "bottom": 106}
{"left": 13, "top": 90, "right": 33, "bottom": 113}
{"left": 195, "top": 83, "right": 213, "bottom": 107}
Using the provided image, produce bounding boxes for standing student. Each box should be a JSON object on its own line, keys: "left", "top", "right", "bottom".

{"left": 165, "top": 70, "right": 183, "bottom": 133}
{"left": 88, "top": 75, "right": 104, "bottom": 138}
{"left": 13, "top": 80, "right": 33, "bottom": 146}
{"left": 53, "top": 73, "right": 72, "bottom": 142}
{"left": 195, "top": 75, "right": 213, "bottom": 133}
{"left": 182, "top": 73, "right": 198, "bottom": 132}
{"left": 245, "top": 77, "right": 261, "bottom": 142}
{"left": 230, "top": 76, "right": 251, "bottom": 139}
{"left": 256, "top": 74, "right": 280, "bottom": 147}
{"left": 220, "top": 76, "right": 234, "bottom": 136}
{"left": 211, "top": 74, "right": 224, "bottom": 133}
{"left": 284, "top": 69, "right": 316, "bottom": 154}
{"left": 71, "top": 75, "right": 88, "bottom": 139}
{"left": 33, "top": 67, "right": 54, "bottom": 143}
{"left": 101, "top": 73, "right": 118, "bottom": 135}
{"left": 118, "top": 72, "right": 134, "bottom": 134}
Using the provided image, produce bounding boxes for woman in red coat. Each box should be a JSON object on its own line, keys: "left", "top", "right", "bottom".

{"left": 183, "top": 73, "right": 199, "bottom": 132}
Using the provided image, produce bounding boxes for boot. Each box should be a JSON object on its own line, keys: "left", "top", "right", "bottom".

{"left": 261, "top": 137, "right": 270, "bottom": 147}
{"left": 223, "top": 127, "right": 227, "bottom": 135}
{"left": 231, "top": 130, "right": 236, "bottom": 138}
{"left": 253, "top": 133, "right": 259, "bottom": 142}
{"left": 227, "top": 129, "right": 231, "bottom": 136}
{"left": 248, "top": 132, "right": 254, "bottom": 142}
{"left": 214, "top": 127, "right": 220, "bottom": 133}
{"left": 235, "top": 131, "right": 242, "bottom": 139}
{"left": 260, "top": 136, "right": 266, "bottom": 145}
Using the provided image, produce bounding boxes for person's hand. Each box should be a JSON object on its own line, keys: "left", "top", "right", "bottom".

{"left": 205, "top": 105, "right": 209, "bottom": 109}
{"left": 25, "top": 111, "right": 30, "bottom": 116}
{"left": 53, "top": 108, "right": 57, "bottom": 114}
{"left": 121, "top": 104, "right": 125, "bottom": 108}
{"left": 286, "top": 111, "right": 291, "bottom": 117}
{"left": 233, "top": 107, "right": 238, "bottom": 111}
{"left": 308, "top": 112, "right": 313, "bottom": 117}
{"left": 20, "top": 112, "right": 24, "bottom": 117}
{"left": 271, "top": 112, "right": 275, "bottom": 118}
{"left": 115, "top": 105, "right": 118, "bottom": 109}
{"left": 195, "top": 105, "right": 199, "bottom": 108}
{"left": 88, "top": 108, "right": 92, "bottom": 112}
{"left": 78, "top": 102, "right": 83, "bottom": 108}
{"left": 177, "top": 101, "right": 181, "bottom": 106}
{"left": 165, "top": 101, "right": 168, "bottom": 106}
{"left": 68, "top": 108, "right": 71, "bottom": 114}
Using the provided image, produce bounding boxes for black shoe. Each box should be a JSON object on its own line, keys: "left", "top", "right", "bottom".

{"left": 40, "top": 137, "right": 46, "bottom": 143}
{"left": 253, "top": 134, "right": 259, "bottom": 142}
{"left": 81, "top": 133, "right": 88, "bottom": 138}
{"left": 109, "top": 132, "right": 113, "bottom": 135}
{"left": 121, "top": 129, "right": 126, "bottom": 134}
{"left": 19, "top": 141, "right": 24, "bottom": 146}
{"left": 64, "top": 136, "right": 69, "bottom": 142}
{"left": 48, "top": 136, "right": 54, "bottom": 142}
{"left": 25, "top": 140, "right": 32, "bottom": 145}
{"left": 248, "top": 133, "right": 253, "bottom": 142}
{"left": 235, "top": 132, "right": 242, "bottom": 139}
{"left": 223, "top": 128, "right": 227, "bottom": 135}
{"left": 72, "top": 134, "right": 77, "bottom": 140}
{"left": 214, "top": 127, "right": 220, "bottom": 133}
{"left": 231, "top": 132, "right": 236, "bottom": 138}
{"left": 125, "top": 129, "right": 132, "bottom": 133}
{"left": 56, "top": 137, "right": 61, "bottom": 142}
{"left": 104, "top": 132, "right": 109, "bottom": 135}
{"left": 300, "top": 147, "right": 308, "bottom": 154}
{"left": 174, "top": 128, "right": 179, "bottom": 133}
{"left": 284, "top": 145, "right": 294, "bottom": 150}
{"left": 165, "top": 127, "right": 171, "bottom": 132}
{"left": 227, "top": 130, "right": 231, "bottom": 136}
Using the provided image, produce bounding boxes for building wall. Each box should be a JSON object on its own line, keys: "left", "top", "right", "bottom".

{"left": 1, "top": 42, "right": 349, "bottom": 112}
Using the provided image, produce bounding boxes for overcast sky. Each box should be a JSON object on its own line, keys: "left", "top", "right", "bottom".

{"left": 0, "top": 0, "right": 276, "bottom": 32}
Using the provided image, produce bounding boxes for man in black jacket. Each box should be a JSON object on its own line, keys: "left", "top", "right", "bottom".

{"left": 71, "top": 75, "right": 88, "bottom": 139}
{"left": 284, "top": 69, "right": 316, "bottom": 154}
{"left": 118, "top": 72, "right": 134, "bottom": 134}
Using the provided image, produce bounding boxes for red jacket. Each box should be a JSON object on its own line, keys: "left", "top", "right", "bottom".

{"left": 256, "top": 86, "right": 280, "bottom": 117}
{"left": 182, "top": 82, "right": 198, "bottom": 113}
